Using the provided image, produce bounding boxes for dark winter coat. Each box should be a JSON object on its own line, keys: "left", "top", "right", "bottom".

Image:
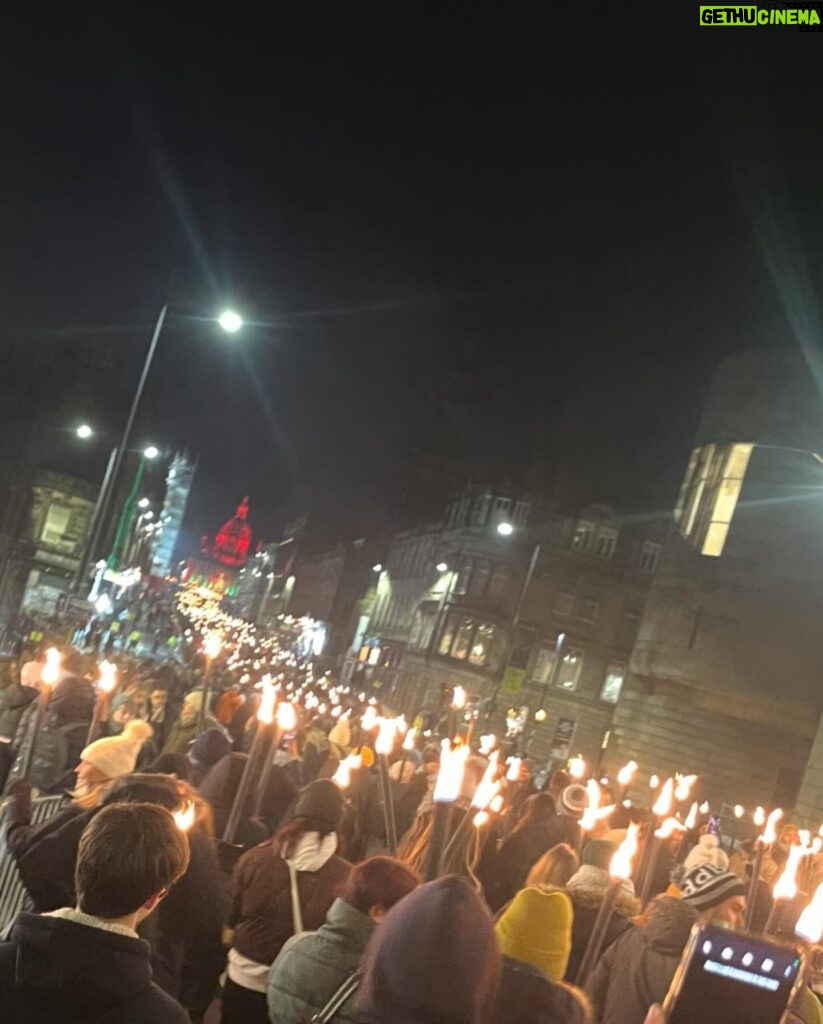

{"left": 482, "top": 818, "right": 575, "bottom": 913}
{"left": 489, "top": 957, "right": 590, "bottom": 1024}
{"left": 562, "top": 867, "right": 640, "bottom": 984}
{"left": 267, "top": 897, "right": 374, "bottom": 1024}
{"left": 587, "top": 895, "right": 698, "bottom": 1024}
{"left": 198, "top": 752, "right": 269, "bottom": 848}
{"left": 356, "top": 876, "right": 501, "bottom": 1024}
{"left": 228, "top": 837, "right": 351, "bottom": 967}
{"left": 0, "top": 681, "right": 37, "bottom": 740}
{"left": 0, "top": 912, "right": 188, "bottom": 1023}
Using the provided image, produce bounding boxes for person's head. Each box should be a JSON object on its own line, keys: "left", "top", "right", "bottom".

{"left": 109, "top": 693, "right": 137, "bottom": 732}
{"left": 75, "top": 803, "right": 189, "bottom": 926}
{"left": 343, "top": 856, "right": 419, "bottom": 922}
{"left": 147, "top": 752, "right": 192, "bottom": 780}
{"left": 181, "top": 690, "right": 204, "bottom": 725}
{"left": 495, "top": 887, "right": 573, "bottom": 981}
{"left": 274, "top": 779, "right": 345, "bottom": 857}
{"left": 526, "top": 843, "right": 580, "bottom": 889}
{"left": 75, "top": 719, "right": 154, "bottom": 807}
{"left": 516, "top": 792, "right": 557, "bottom": 830}
{"left": 189, "top": 728, "right": 231, "bottom": 770}
{"left": 358, "top": 876, "right": 501, "bottom": 1024}
{"left": 581, "top": 839, "right": 618, "bottom": 872}
{"left": 680, "top": 863, "right": 747, "bottom": 929}
{"left": 150, "top": 687, "right": 168, "bottom": 710}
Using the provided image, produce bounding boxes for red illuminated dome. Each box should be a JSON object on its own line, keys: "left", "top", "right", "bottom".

{"left": 207, "top": 496, "right": 252, "bottom": 567}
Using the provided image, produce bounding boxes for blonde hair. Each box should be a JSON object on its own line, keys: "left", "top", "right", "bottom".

{"left": 71, "top": 777, "right": 115, "bottom": 811}
{"left": 526, "top": 842, "right": 579, "bottom": 889}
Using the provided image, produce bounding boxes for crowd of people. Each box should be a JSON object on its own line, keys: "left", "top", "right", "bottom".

{"left": 0, "top": 598, "right": 822, "bottom": 1023}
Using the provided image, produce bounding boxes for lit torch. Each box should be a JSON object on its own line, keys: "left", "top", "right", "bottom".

{"left": 86, "top": 659, "right": 118, "bottom": 745}
{"left": 796, "top": 881, "right": 823, "bottom": 945}
{"left": 173, "top": 801, "right": 196, "bottom": 832}
{"left": 376, "top": 717, "right": 400, "bottom": 855}
{"left": 22, "top": 648, "right": 61, "bottom": 779}
{"left": 426, "top": 740, "right": 469, "bottom": 881}
{"left": 617, "top": 759, "right": 638, "bottom": 799}
{"left": 745, "top": 807, "right": 784, "bottom": 932}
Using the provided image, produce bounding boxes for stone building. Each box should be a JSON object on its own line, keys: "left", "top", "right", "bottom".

{"left": 352, "top": 485, "right": 661, "bottom": 764}
{"left": 607, "top": 350, "right": 823, "bottom": 815}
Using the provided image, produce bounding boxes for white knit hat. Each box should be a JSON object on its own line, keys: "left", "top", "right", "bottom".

{"left": 80, "top": 719, "right": 153, "bottom": 780}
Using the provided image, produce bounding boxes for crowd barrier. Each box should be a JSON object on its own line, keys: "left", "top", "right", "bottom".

{"left": 0, "top": 793, "right": 67, "bottom": 929}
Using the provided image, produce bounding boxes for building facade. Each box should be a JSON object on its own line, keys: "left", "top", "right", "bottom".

{"left": 352, "top": 485, "right": 661, "bottom": 764}
{"left": 607, "top": 350, "right": 823, "bottom": 815}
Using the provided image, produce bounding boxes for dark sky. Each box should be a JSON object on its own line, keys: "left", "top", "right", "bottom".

{"left": 1, "top": 14, "right": 821, "bottom": 552}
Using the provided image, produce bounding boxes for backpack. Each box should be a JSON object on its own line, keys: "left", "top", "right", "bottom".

{"left": 30, "top": 719, "right": 88, "bottom": 792}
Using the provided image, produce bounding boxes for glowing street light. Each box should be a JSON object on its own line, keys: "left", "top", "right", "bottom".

{"left": 436, "top": 561, "right": 448, "bottom": 572}
{"left": 497, "top": 521, "right": 514, "bottom": 536}
{"left": 76, "top": 424, "right": 94, "bottom": 440}
{"left": 138, "top": 497, "right": 150, "bottom": 509}
{"left": 372, "top": 563, "right": 383, "bottom": 573}
{"left": 218, "top": 309, "right": 243, "bottom": 333}
{"left": 143, "top": 445, "right": 159, "bottom": 460}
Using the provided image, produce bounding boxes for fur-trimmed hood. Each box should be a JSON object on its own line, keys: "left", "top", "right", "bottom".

{"left": 565, "top": 865, "right": 640, "bottom": 919}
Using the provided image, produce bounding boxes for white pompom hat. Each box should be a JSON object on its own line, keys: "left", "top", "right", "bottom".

{"left": 80, "top": 719, "right": 153, "bottom": 780}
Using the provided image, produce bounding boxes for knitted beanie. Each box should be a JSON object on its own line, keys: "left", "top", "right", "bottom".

{"left": 80, "top": 719, "right": 153, "bottom": 780}
{"left": 294, "top": 778, "right": 345, "bottom": 828}
{"left": 680, "top": 863, "right": 747, "bottom": 911}
{"left": 683, "top": 833, "right": 730, "bottom": 872}
{"left": 495, "top": 887, "right": 573, "bottom": 981}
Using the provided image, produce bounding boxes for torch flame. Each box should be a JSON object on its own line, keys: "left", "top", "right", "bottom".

{"left": 653, "top": 778, "right": 675, "bottom": 818}
{"left": 490, "top": 793, "right": 505, "bottom": 814}
{"left": 257, "top": 677, "right": 277, "bottom": 724}
{"left": 452, "top": 685, "right": 467, "bottom": 711}
{"left": 471, "top": 752, "right": 500, "bottom": 810}
{"left": 610, "top": 823, "right": 640, "bottom": 881}
{"left": 332, "top": 753, "right": 362, "bottom": 789}
{"left": 580, "top": 780, "right": 602, "bottom": 831}
{"left": 674, "top": 774, "right": 698, "bottom": 803}
{"left": 734, "top": 804, "right": 744, "bottom": 819}
{"left": 41, "top": 648, "right": 61, "bottom": 687}
{"left": 649, "top": 774, "right": 660, "bottom": 790}
{"left": 473, "top": 810, "right": 490, "bottom": 828}
{"left": 684, "top": 802, "right": 699, "bottom": 830}
{"left": 655, "top": 816, "right": 686, "bottom": 840}
{"left": 762, "top": 808, "right": 783, "bottom": 846}
{"left": 375, "top": 717, "right": 397, "bottom": 756}
{"left": 754, "top": 806, "right": 766, "bottom": 828}
{"left": 479, "top": 734, "right": 497, "bottom": 756}
{"left": 568, "top": 755, "right": 587, "bottom": 781}
{"left": 97, "top": 660, "right": 117, "bottom": 694}
{"left": 173, "top": 802, "right": 196, "bottom": 832}
{"left": 403, "top": 727, "right": 417, "bottom": 752}
{"left": 796, "top": 882, "right": 823, "bottom": 944}
{"left": 773, "top": 843, "right": 804, "bottom": 902}
{"left": 276, "top": 701, "right": 297, "bottom": 732}
{"left": 506, "top": 757, "right": 522, "bottom": 782}
{"left": 361, "top": 705, "right": 378, "bottom": 732}
{"left": 617, "top": 760, "right": 638, "bottom": 787}
{"left": 434, "top": 740, "right": 469, "bottom": 803}
{"left": 204, "top": 634, "right": 222, "bottom": 660}
{"left": 699, "top": 801, "right": 710, "bottom": 814}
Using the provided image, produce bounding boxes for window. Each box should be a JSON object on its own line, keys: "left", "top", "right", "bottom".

{"left": 674, "top": 443, "right": 752, "bottom": 558}
{"left": 438, "top": 613, "right": 458, "bottom": 655}
{"left": 453, "top": 556, "right": 472, "bottom": 597}
{"left": 595, "top": 530, "right": 617, "bottom": 560}
{"left": 554, "top": 591, "right": 574, "bottom": 618}
{"left": 600, "top": 663, "right": 626, "bottom": 703}
{"left": 578, "top": 598, "right": 600, "bottom": 624}
{"left": 41, "top": 503, "right": 72, "bottom": 547}
{"left": 471, "top": 493, "right": 491, "bottom": 526}
{"left": 451, "top": 617, "right": 475, "bottom": 660}
{"left": 469, "top": 623, "right": 496, "bottom": 666}
{"left": 532, "top": 645, "right": 557, "bottom": 683}
{"left": 702, "top": 444, "right": 753, "bottom": 557}
{"left": 493, "top": 496, "right": 512, "bottom": 522}
{"left": 639, "top": 541, "right": 660, "bottom": 574}
{"left": 556, "top": 648, "right": 583, "bottom": 691}
{"left": 467, "top": 559, "right": 491, "bottom": 600}
{"left": 513, "top": 500, "right": 531, "bottom": 526}
{"left": 572, "top": 521, "right": 594, "bottom": 552}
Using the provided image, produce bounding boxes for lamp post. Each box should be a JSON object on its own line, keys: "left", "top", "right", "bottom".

{"left": 78, "top": 304, "right": 244, "bottom": 586}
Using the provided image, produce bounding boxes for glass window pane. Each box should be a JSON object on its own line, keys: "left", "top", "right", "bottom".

{"left": 41, "top": 504, "right": 72, "bottom": 546}
{"left": 438, "top": 613, "right": 458, "bottom": 655}
{"left": 600, "top": 663, "right": 625, "bottom": 703}
{"left": 712, "top": 476, "right": 744, "bottom": 525}
{"left": 469, "top": 623, "right": 495, "bottom": 666}
{"left": 556, "top": 648, "right": 583, "bottom": 691}
{"left": 702, "top": 521, "right": 729, "bottom": 557}
{"left": 532, "top": 646, "right": 556, "bottom": 683}
{"left": 451, "top": 618, "right": 474, "bottom": 660}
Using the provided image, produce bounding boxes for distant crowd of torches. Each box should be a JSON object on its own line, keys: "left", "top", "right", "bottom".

{"left": 25, "top": 629, "right": 823, "bottom": 973}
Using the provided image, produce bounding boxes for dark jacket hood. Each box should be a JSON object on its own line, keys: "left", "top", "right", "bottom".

{"left": 6, "top": 913, "right": 154, "bottom": 1015}
{"left": 2, "top": 682, "right": 38, "bottom": 711}
{"left": 642, "top": 895, "right": 699, "bottom": 953}
{"left": 49, "top": 676, "right": 95, "bottom": 722}
{"left": 358, "top": 876, "right": 501, "bottom": 1024}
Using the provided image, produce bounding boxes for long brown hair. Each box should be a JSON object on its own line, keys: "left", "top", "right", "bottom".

{"left": 526, "top": 842, "right": 579, "bottom": 889}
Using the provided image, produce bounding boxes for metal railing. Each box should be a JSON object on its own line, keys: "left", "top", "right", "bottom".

{"left": 0, "top": 794, "right": 68, "bottom": 929}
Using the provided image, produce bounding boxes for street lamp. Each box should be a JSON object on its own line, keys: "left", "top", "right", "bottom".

{"left": 143, "top": 445, "right": 159, "bottom": 461}
{"left": 436, "top": 561, "right": 449, "bottom": 572}
{"left": 218, "top": 309, "right": 243, "bottom": 333}
{"left": 497, "top": 522, "right": 514, "bottom": 537}
{"left": 372, "top": 563, "right": 383, "bottom": 573}
{"left": 76, "top": 424, "right": 94, "bottom": 440}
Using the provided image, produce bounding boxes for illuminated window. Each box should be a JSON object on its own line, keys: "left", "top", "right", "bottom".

{"left": 556, "top": 648, "right": 584, "bottom": 691}
{"left": 554, "top": 591, "right": 574, "bottom": 618}
{"left": 451, "top": 617, "right": 475, "bottom": 660}
{"left": 595, "top": 530, "right": 617, "bottom": 560}
{"left": 572, "top": 521, "right": 594, "bottom": 552}
{"left": 702, "top": 444, "right": 752, "bottom": 557}
{"left": 675, "top": 443, "right": 753, "bottom": 557}
{"left": 438, "top": 613, "right": 458, "bottom": 655}
{"left": 453, "top": 556, "right": 472, "bottom": 597}
{"left": 639, "top": 541, "right": 660, "bottom": 573}
{"left": 41, "top": 503, "right": 72, "bottom": 547}
{"left": 469, "top": 623, "right": 496, "bottom": 666}
{"left": 532, "top": 644, "right": 558, "bottom": 683}
{"left": 600, "top": 663, "right": 626, "bottom": 703}
{"left": 578, "top": 598, "right": 600, "bottom": 624}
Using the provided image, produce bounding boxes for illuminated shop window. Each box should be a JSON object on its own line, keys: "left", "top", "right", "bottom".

{"left": 600, "top": 663, "right": 626, "bottom": 703}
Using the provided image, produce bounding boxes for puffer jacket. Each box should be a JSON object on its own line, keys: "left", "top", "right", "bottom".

{"left": 0, "top": 682, "right": 37, "bottom": 740}
{"left": 267, "top": 897, "right": 374, "bottom": 1024}
{"left": 586, "top": 895, "right": 698, "bottom": 1024}
{"left": 562, "top": 866, "right": 640, "bottom": 984}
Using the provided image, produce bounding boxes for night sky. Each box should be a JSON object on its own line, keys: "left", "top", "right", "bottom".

{"left": 1, "top": 15, "right": 821, "bottom": 553}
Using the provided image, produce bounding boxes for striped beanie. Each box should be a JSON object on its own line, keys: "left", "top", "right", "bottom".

{"left": 680, "top": 862, "right": 747, "bottom": 912}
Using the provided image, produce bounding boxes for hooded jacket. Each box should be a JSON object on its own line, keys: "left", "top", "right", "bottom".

{"left": 562, "top": 865, "right": 640, "bottom": 983}
{"left": 267, "top": 897, "right": 374, "bottom": 1024}
{"left": 0, "top": 681, "right": 37, "bottom": 740}
{"left": 356, "top": 876, "right": 501, "bottom": 1024}
{"left": 228, "top": 832, "right": 351, "bottom": 984}
{"left": 587, "top": 895, "right": 698, "bottom": 1024}
{"left": 481, "top": 818, "right": 572, "bottom": 913}
{"left": 0, "top": 911, "right": 187, "bottom": 1023}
